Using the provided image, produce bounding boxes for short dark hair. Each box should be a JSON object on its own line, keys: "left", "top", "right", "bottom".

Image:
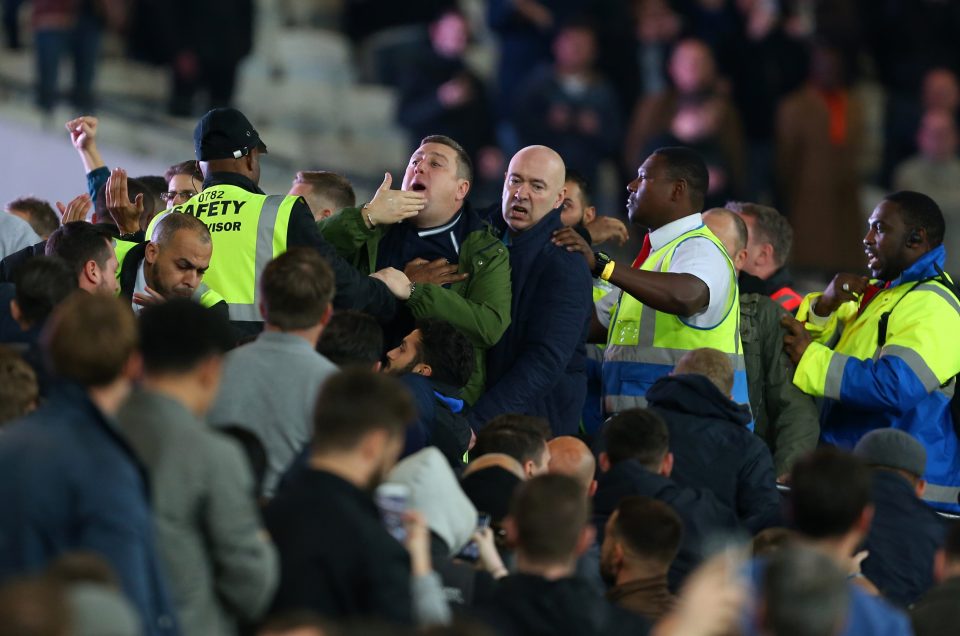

{"left": 42, "top": 294, "right": 137, "bottom": 388}
{"left": 0, "top": 346, "right": 38, "bottom": 425}
{"left": 884, "top": 191, "right": 946, "bottom": 248}
{"left": 564, "top": 169, "right": 592, "bottom": 208}
{"left": 603, "top": 408, "right": 669, "bottom": 469}
{"left": 652, "top": 146, "right": 709, "bottom": 211}
{"left": 612, "top": 496, "right": 682, "bottom": 565}
{"left": 511, "top": 474, "right": 589, "bottom": 564}
{"left": 164, "top": 160, "right": 202, "bottom": 183}
{"left": 474, "top": 414, "right": 551, "bottom": 465}
{"left": 44, "top": 222, "right": 113, "bottom": 281}
{"left": 12, "top": 256, "right": 77, "bottom": 327}
{"left": 726, "top": 201, "right": 793, "bottom": 266}
{"left": 420, "top": 134, "right": 473, "bottom": 182}
{"left": 152, "top": 209, "right": 211, "bottom": 248}
{"left": 293, "top": 171, "right": 357, "bottom": 210}
{"left": 139, "top": 299, "right": 234, "bottom": 375}
{"left": 260, "top": 248, "right": 335, "bottom": 330}
{"left": 762, "top": 546, "right": 849, "bottom": 636}
{"left": 789, "top": 448, "right": 871, "bottom": 540}
{"left": 416, "top": 318, "right": 474, "bottom": 388}
{"left": 311, "top": 368, "right": 415, "bottom": 453}
{"left": 6, "top": 197, "right": 59, "bottom": 238}
{"left": 317, "top": 310, "right": 384, "bottom": 367}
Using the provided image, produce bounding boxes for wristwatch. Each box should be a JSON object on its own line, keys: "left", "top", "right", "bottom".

{"left": 591, "top": 251, "right": 611, "bottom": 278}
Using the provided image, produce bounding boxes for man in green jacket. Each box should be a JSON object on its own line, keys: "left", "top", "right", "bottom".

{"left": 319, "top": 135, "right": 511, "bottom": 404}
{"left": 703, "top": 208, "right": 819, "bottom": 479}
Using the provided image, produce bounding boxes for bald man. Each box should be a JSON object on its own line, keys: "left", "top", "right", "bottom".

{"left": 548, "top": 436, "right": 597, "bottom": 497}
{"left": 468, "top": 146, "right": 594, "bottom": 437}
{"left": 703, "top": 209, "right": 819, "bottom": 479}
{"left": 548, "top": 435, "right": 606, "bottom": 598}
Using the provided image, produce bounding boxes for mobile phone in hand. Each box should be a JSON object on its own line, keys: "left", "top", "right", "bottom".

{"left": 455, "top": 512, "right": 492, "bottom": 562}
{"left": 375, "top": 483, "right": 410, "bottom": 543}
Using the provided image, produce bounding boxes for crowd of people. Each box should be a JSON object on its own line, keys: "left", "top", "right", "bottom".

{"left": 1, "top": 2, "right": 960, "bottom": 636}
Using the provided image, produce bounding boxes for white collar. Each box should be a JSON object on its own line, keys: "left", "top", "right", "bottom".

{"left": 649, "top": 213, "right": 703, "bottom": 251}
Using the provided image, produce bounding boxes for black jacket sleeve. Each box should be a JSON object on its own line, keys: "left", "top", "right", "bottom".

{"left": 285, "top": 199, "right": 397, "bottom": 323}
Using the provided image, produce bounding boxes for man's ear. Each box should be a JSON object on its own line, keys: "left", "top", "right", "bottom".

{"left": 503, "top": 515, "right": 518, "bottom": 548}
{"left": 371, "top": 360, "right": 383, "bottom": 373}
{"left": 144, "top": 241, "right": 159, "bottom": 265}
{"left": 10, "top": 299, "right": 26, "bottom": 330}
{"left": 123, "top": 351, "right": 143, "bottom": 382}
{"left": 583, "top": 205, "right": 597, "bottom": 225}
{"left": 576, "top": 524, "right": 597, "bottom": 557}
{"left": 318, "top": 304, "right": 333, "bottom": 329}
{"left": 457, "top": 178, "right": 471, "bottom": 201}
{"left": 413, "top": 362, "right": 433, "bottom": 377}
{"left": 553, "top": 185, "right": 567, "bottom": 209}
{"left": 856, "top": 504, "right": 875, "bottom": 536}
{"left": 83, "top": 259, "right": 101, "bottom": 286}
{"left": 672, "top": 179, "right": 686, "bottom": 202}
{"left": 757, "top": 242, "right": 775, "bottom": 268}
{"left": 588, "top": 479, "right": 598, "bottom": 498}
{"left": 320, "top": 208, "right": 335, "bottom": 220}
{"left": 660, "top": 451, "right": 674, "bottom": 478}
{"left": 523, "top": 459, "right": 536, "bottom": 478}
{"left": 916, "top": 478, "right": 927, "bottom": 498}
{"left": 599, "top": 451, "right": 611, "bottom": 473}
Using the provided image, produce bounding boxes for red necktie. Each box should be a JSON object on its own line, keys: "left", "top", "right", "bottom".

{"left": 631, "top": 233, "right": 652, "bottom": 269}
{"left": 858, "top": 282, "right": 888, "bottom": 316}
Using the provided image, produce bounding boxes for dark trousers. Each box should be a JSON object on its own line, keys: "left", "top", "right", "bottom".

{"left": 34, "top": 14, "right": 101, "bottom": 112}
{"left": 2, "top": 0, "right": 22, "bottom": 49}
{"left": 169, "top": 57, "right": 239, "bottom": 117}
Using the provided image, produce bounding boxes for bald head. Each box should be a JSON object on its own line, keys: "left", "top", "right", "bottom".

{"left": 675, "top": 347, "right": 734, "bottom": 397}
{"left": 702, "top": 208, "right": 747, "bottom": 274}
{"left": 502, "top": 145, "right": 567, "bottom": 233}
{"left": 547, "top": 436, "right": 596, "bottom": 494}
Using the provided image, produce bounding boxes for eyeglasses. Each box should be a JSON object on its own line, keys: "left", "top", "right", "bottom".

{"left": 160, "top": 190, "right": 197, "bottom": 201}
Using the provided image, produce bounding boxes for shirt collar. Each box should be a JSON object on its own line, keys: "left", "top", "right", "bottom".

{"left": 649, "top": 213, "right": 703, "bottom": 251}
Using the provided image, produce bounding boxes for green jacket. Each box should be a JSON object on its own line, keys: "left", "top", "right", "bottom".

{"left": 318, "top": 203, "right": 511, "bottom": 404}
{"left": 740, "top": 292, "right": 820, "bottom": 476}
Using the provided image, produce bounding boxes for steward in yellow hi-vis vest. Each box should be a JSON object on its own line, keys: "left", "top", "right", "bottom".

{"left": 782, "top": 192, "right": 960, "bottom": 513}
{"left": 562, "top": 148, "right": 748, "bottom": 418}
{"left": 146, "top": 108, "right": 398, "bottom": 335}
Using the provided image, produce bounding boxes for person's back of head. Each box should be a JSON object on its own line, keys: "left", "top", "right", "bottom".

{"left": 652, "top": 146, "right": 708, "bottom": 212}
{"left": 752, "top": 527, "right": 798, "bottom": 558}
{"left": 761, "top": 545, "right": 849, "bottom": 636}
{"left": 151, "top": 209, "right": 211, "bottom": 249}
{"left": 0, "top": 346, "right": 38, "bottom": 426}
{"left": 311, "top": 367, "right": 414, "bottom": 461}
{"left": 673, "top": 347, "right": 735, "bottom": 397}
{"left": 547, "top": 436, "right": 596, "bottom": 497}
{"left": 602, "top": 495, "right": 681, "bottom": 582}
{"left": 853, "top": 428, "right": 928, "bottom": 496}
{"left": 789, "top": 448, "right": 872, "bottom": 541}
{"left": 884, "top": 190, "right": 946, "bottom": 250}
{"left": 44, "top": 222, "right": 115, "bottom": 293}
{"left": 509, "top": 474, "right": 592, "bottom": 570}
{"left": 260, "top": 248, "right": 335, "bottom": 333}
{"left": 601, "top": 408, "right": 671, "bottom": 474}
{"left": 416, "top": 318, "right": 474, "bottom": 389}
{"left": 726, "top": 201, "right": 793, "bottom": 268}
{"left": 316, "top": 310, "right": 383, "bottom": 369}
{"left": 290, "top": 171, "right": 357, "bottom": 221}
{"left": 139, "top": 298, "right": 234, "bottom": 413}
{"left": 42, "top": 293, "right": 136, "bottom": 389}
{"left": 93, "top": 177, "right": 160, "bottom": 229}
{"left": 6, "top": 197, "right": 60, "bottom": 239}
{"left": 474, "top": 414, "right": 551, "bottom": 477}
{"left": 12, "top": 256, "right": 77, "bottom": 330}
{"left": 702, "top": 207, "right": 748, "bottom": 262}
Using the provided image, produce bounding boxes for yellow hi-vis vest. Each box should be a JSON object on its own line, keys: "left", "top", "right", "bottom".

{"left": 146, "top": 186, "right": 296, "bottom": 321}
{"left": 602, "top": 225, "right": 747, "bottom": 415}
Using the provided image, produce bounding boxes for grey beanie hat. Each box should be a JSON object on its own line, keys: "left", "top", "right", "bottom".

{"left": 853, "top": 428, "right": 927, "bottom": 477}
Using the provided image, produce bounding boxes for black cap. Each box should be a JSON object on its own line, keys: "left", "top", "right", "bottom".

{"left": 193, "top": 108, "right": 268, "bottom": 161}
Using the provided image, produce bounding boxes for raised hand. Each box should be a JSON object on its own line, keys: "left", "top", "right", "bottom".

{"left": 363, "top": 172, "right": 426, "bottom": 227}
{"left": 56, "top": 194, "right": 92, "bottom": 224}
{"left": 584, "top": 216, "right": 629, "bottom": 246}
{"left": 106, "top": 168, "right": 144, "bottom": 234}
{"left": 65, "top": 115, "right": 98, "bottom": 151}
